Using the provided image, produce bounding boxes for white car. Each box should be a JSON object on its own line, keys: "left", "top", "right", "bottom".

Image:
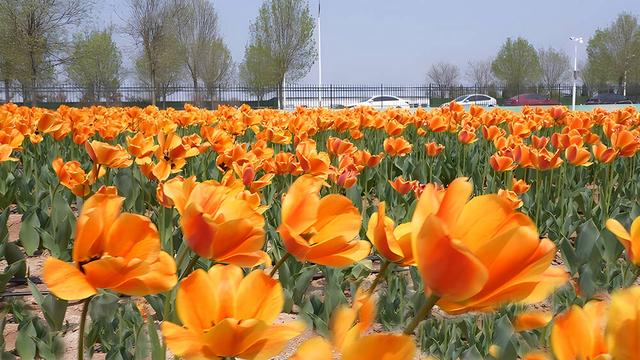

{"left": 446, "top": 94, "right": 497, "bottom": 107}
{"left": 349, "top": 95, "right": 411, "bottom": 109}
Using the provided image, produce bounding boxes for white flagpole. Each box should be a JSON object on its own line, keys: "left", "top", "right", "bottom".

{"left": 318, "top": 0, "right": 322, "bottom": 108}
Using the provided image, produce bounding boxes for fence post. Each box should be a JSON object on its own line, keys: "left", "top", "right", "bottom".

{"left": 330, "top": 85, "right": 333, "bottom": 108}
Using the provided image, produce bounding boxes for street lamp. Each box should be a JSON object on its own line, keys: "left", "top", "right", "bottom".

{"left": 317, "top": 0, "right": 322, "bottom": 108}
{"left": 569, "top": 36, "right": 583, "bottom": 111}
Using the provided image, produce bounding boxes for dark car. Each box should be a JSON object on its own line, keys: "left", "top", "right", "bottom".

{"left": 586, "top": 93, "right": 633, "bottom": 105}
{"left": 503, "top": 93, "right": 561, "bottom": 106}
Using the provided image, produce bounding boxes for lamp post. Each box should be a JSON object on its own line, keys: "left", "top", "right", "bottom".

{"left": 317, "top": 0, "right": 322, "bottom": 108}
{"left": 569, "top": 36, "right": 583, "bottom": 111}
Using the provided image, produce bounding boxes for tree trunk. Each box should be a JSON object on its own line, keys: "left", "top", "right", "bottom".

{"left": 150, "top": 68, "right": 157, "bottom": 107}
{"left": 192, "top": 76, "right": 199, "bottom": 107}
{"left": 3, "top": 79, "right": 10, "bottom": 103}
{"left": 278, "top": 76, "right": 285, "bottom": 110}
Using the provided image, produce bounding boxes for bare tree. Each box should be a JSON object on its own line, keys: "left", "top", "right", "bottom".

{"left": 125, "top": 0, "right": 185, "bottom": 106}
{"left": 427, "top": 62, "right": 460, "bottom": 87}
{"left": 0, "top": 0, "right": 91, "bottom": 105}
{"left": 466, "top": 59, "right": 494, "bottom": 87}
{"left": 538, "top": 47, "right": 570, "bottom": 91}
{"left": 175, "top": 0, "right": 220, "bottom": 105}
{"left": 427, "top": 62, "right": 460, "bottom": 97}
{"left": 248, "top": 0, "right": 316, "bottom": 108}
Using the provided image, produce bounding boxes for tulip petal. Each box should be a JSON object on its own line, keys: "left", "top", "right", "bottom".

{"left": 203, "top": 318, "right": 267, "bottom": 357}
{"left": 161, "top": 322, "right": 212, "bottom": 360}
{"left": 414, "top": 215, "right": 488, "bottom": 302}
{"left": 43, "top": 258, "right": 97, "bottom": 301}
{"left": 314, "top": 194, "right": 359, "bottom": 230}
{"left": 72, "top": 193, "right": 123, "bottom": 263}
{"left": 551, "top": 305, "right": 594, "bottom": 360}
{"left": 207, "top": 265, "right": 244, "bottom": 322}
{"left": 290, "top": 336, "right": 332, "bottom": 360}
{"left": 106, "top": 213, "right": 160, "bottom": 263}
{"left": 110, "top": 251, "right": 177, "bottom": 296}
{"left": 607, "top": 287, "right": 640, "bottom": 360}
{"left": 342, "top": 334, "right": 416, "bottom": 360}
{"left": 281, "top": 175, "right": 323, "bottom": 234}
{"left": 453, "top": 195, "right": 534, "bottom": 251}
{"left": 240, "top": 321, "right": 306, "bottom": 360}
{"left": 177, "top": 269, "right": 219, "bottom": 332}
{"left": 236, "top": 270, "right": 283, "bottom": 323}
{"left": 309, "top": 240, "right": 372, "bottom": 267}
{"left": 436, "top": 177, "right": 473, "bottom": 228}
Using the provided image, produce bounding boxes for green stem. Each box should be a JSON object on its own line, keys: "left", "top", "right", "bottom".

{"left": 78, "top": 296, "right": 93, "bottom": 360}
{"left": 368, "top": 260, "right": 390, "bottom": 294}
{"left": 403, "top": 293, "right": 440, "bottom": 335}
{"left": 269, "top": 252, "right": 291, "bottom": 278}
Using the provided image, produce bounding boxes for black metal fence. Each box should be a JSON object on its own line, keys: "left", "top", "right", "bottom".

{"left": 1, "top": 83, "right": 639, "bottom": 109}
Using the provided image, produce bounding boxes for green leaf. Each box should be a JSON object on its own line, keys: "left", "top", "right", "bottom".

{"left": 29, "top": 279, "right": 68, "bottom": 331}
{"left": 575, "top": 220, "right": 599, "bottom": 262}
{"left": 0, "top": 259, "right": 25, "bottom": 292}
{"left": 19, "top": 212, "right": 40, "bottom": 256}
{"left": 15, "top": 323, "right": 36, "bottom": 360}
{"left": 559, "top": 238, "right": 578, "bottom": 275}
{"left": 147, "top": 320, "right": 164, "bottom": 360}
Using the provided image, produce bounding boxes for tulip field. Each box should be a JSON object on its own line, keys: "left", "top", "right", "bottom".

{"left": 2, "top": 101, "right": 640, "bottom": 359}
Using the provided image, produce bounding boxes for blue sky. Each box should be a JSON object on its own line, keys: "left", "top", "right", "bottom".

{"left": 93, "top": 0, "right": 640, "bottom": 84}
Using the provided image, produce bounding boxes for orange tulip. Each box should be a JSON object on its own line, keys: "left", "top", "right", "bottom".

{"left": 52, "top": 158, "right": 90, "bottom": 196}
{"left": 43, "top": 187, "right": 177, "bottom": 301}
{"left": 290, "top": 289, "right": 415, "bottom": 360}
{"left": 389, "top": 176, "right": 416, "bottom": 195}
{"left": 481, "top": 125, "right": 504, "bottom": 141}
{"left": 278, "top": 175, "right": 371, "bottom": 267}
{"left": 162, "top": 265, "right": 304, "bottom": 360}
{"left": 0, "top": 144, "right": 18, "bottom": 162}
{"left": 352, "top": 149, "right": 383, "bottom": 169}
{"left": 592, "top": 142, "right": 617, "bottom": 164}
{"left": 513, "top": 310, "right": 552, "bottom": 331}
{"left": 497, "top": 189, "right": 523, "bottom": 209}
{"left": 489, "top": 153, "right": 517, "bottom": 172}
{"left": 411, "top": 178, "right": 568, "bottom": 313}
{"left": 176, "top": 181, "right": 270, "bottom": 266}
{"left": 85, "top": 140, "right": 133, "bottom": 169}
{"left": 366, "top": 202, "right": 414, "bottom": 265}
{"left": 606, "top": 217, "right": 640, "bottom": 265}
{"left": 126, "top": 132, "right": 158, "bottom": 163}
{"left": 611, "top": 129, "right": 640, "bottom": 157}
{"left": 152, "top": 132, "right": 200, "bottom": 181}
{"left": 383, "top": 136, "right": 412, "bottom": 157}
{"left": 565, "top": 144, "right": 592, "bottom": 166}
{"left": 531, "top": 148, "right": 563, "bottom": 170}
{"left": 425, "top": 141, "right": 445, "bottom": 157}
{"left": 332, "top": 168, "right": 358, "bottom": 189}
{"left": 606, "top": 286, "right": 640, "bottom": 360}
{"left": 458, "top": 126, "right": 478, "bottom": 145}
{"left": 327, "top": 136, "right": 356, "bottom": 156}
{"left": 512, "top": 178, "right": 531, "bottom": 195}
{"left": 531, "top": 135, "right": 549, "bottom": 149}
{"left": 522, "top": 352, "right": 551, "bottom": 360}
{"left": 551, "top": 300, "right": 608, "bottom": 360}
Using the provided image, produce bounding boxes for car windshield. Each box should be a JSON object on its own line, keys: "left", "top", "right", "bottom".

{"left": 454, "top": 95, "right": 467, "bottom": 102}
